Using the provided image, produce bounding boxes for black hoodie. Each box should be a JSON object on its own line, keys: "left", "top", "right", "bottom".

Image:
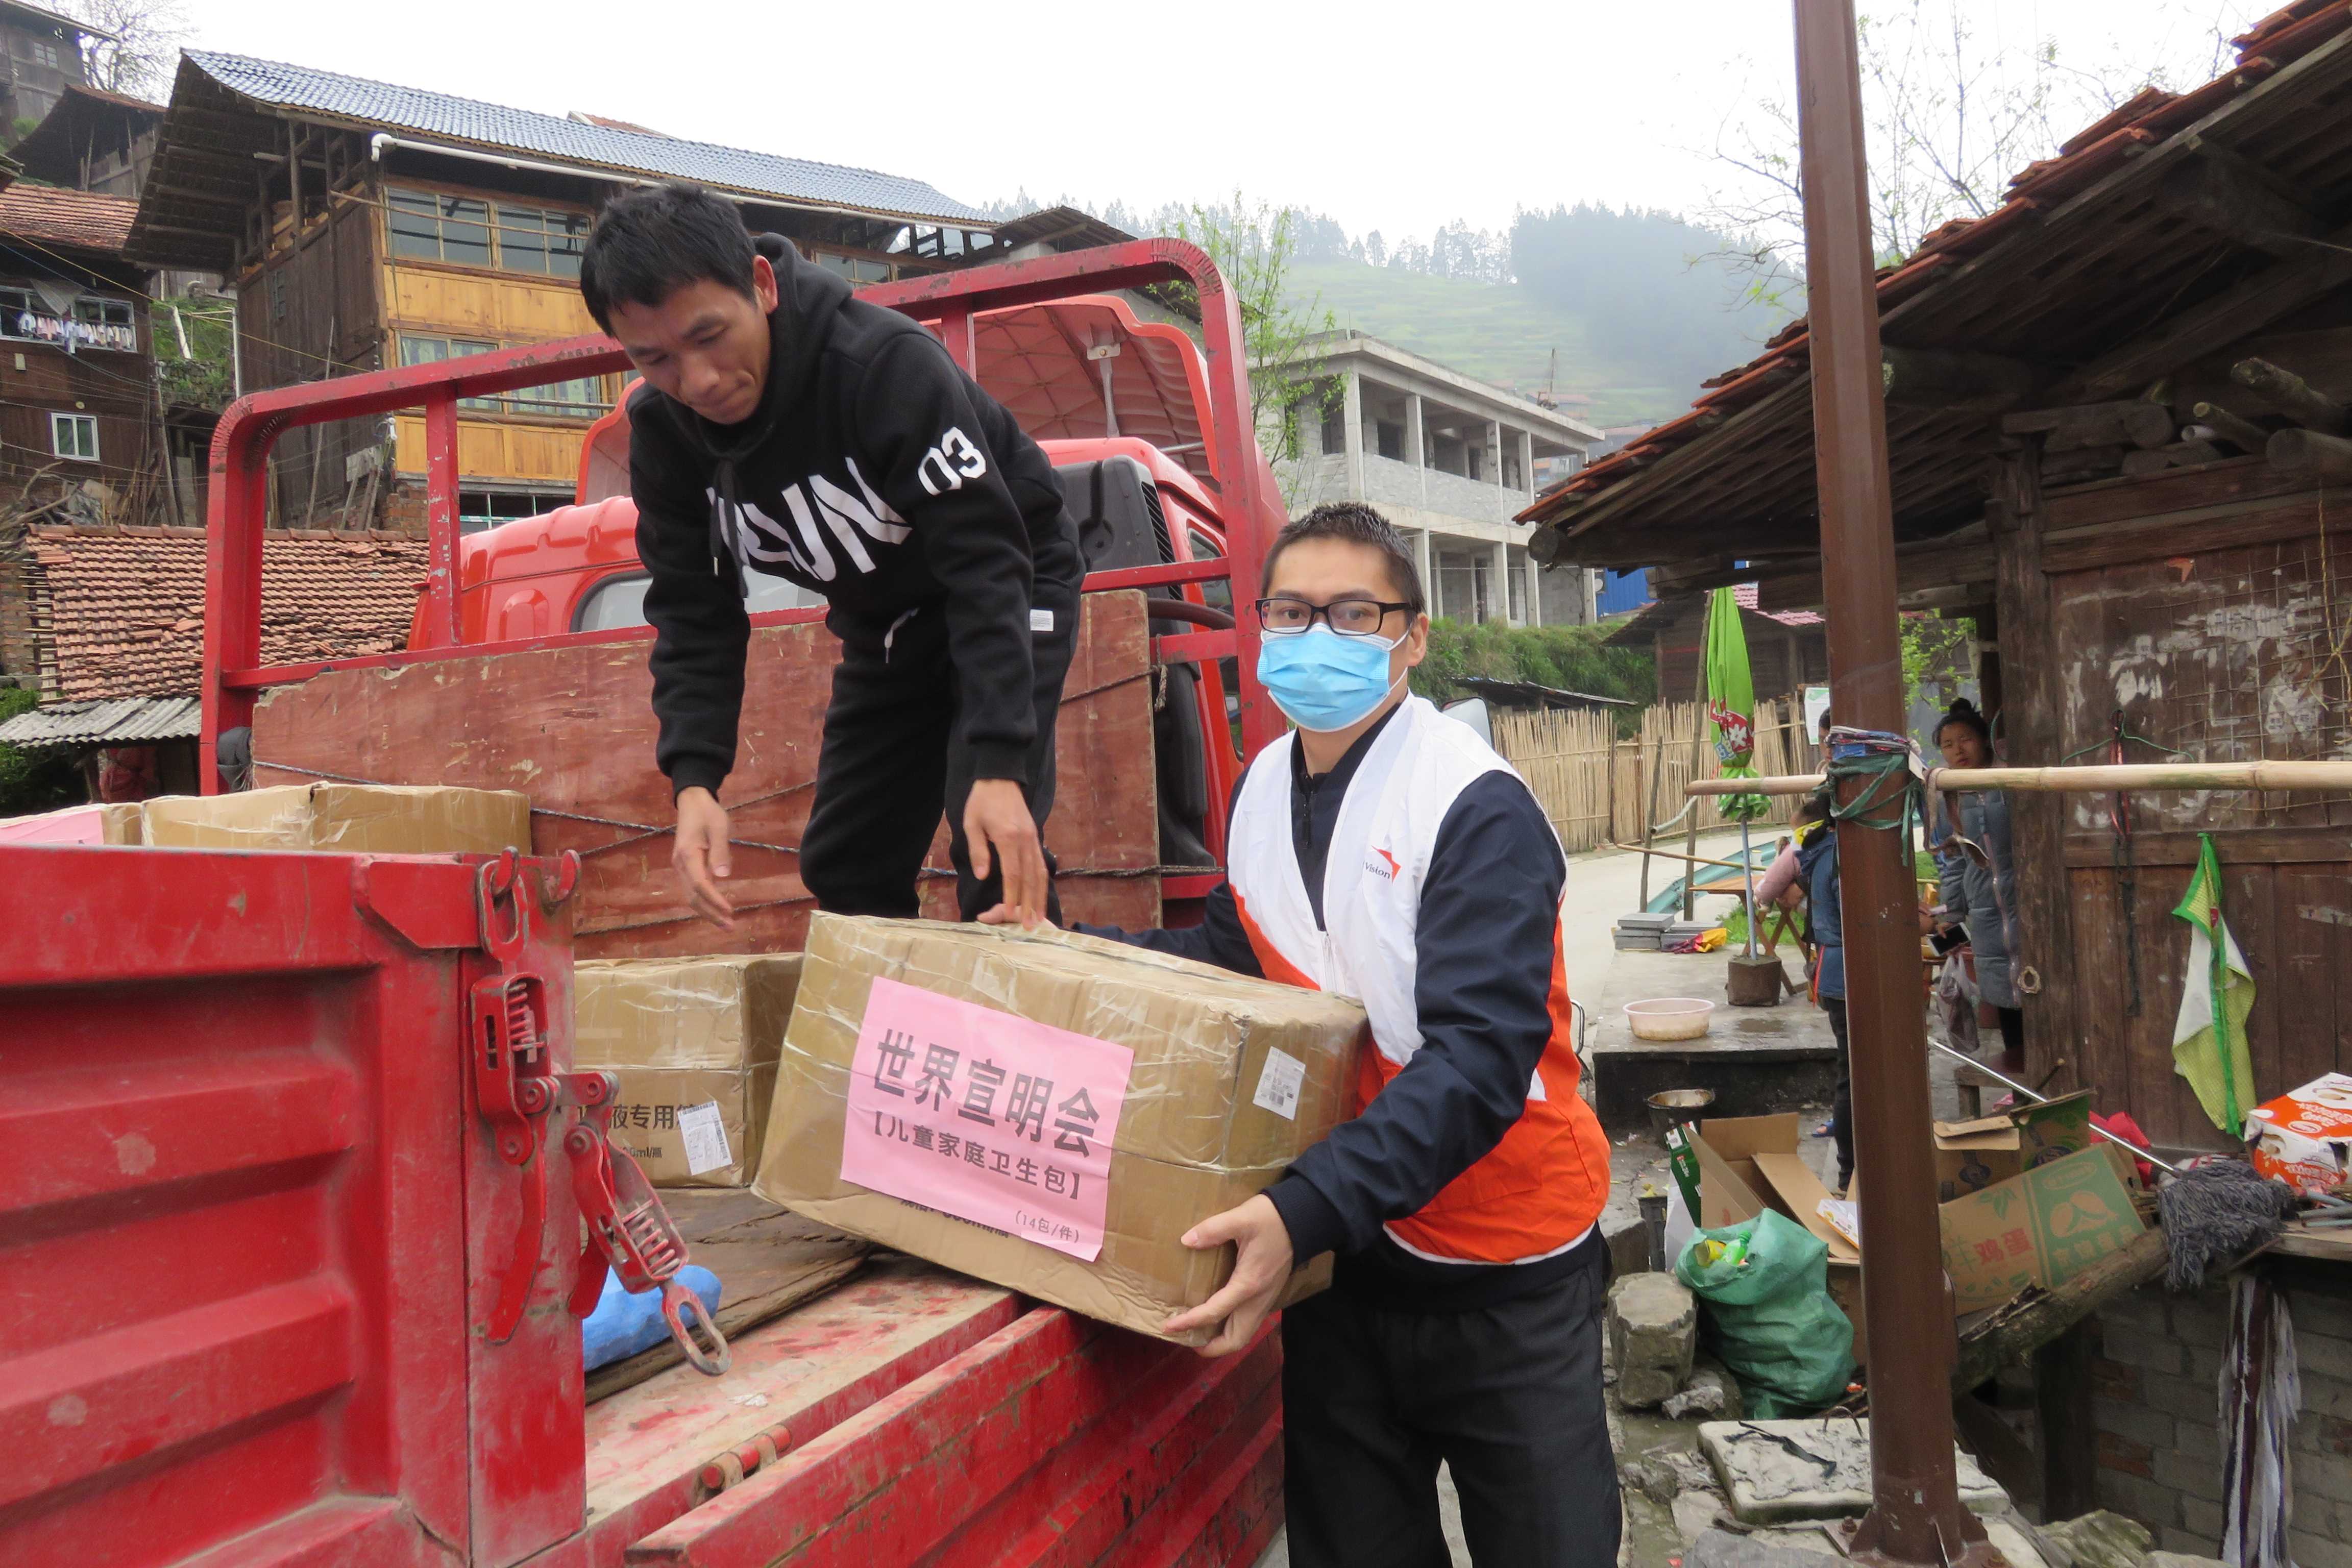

{"left": 628, "top": 235, "right": 1084, "bottom": 798}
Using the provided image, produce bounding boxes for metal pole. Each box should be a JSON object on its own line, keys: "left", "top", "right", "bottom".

{"left": 1791, "top": 5, "right": 1992, "bottom": 1566}
{"left": 1741, "top": 818, "right": 1758, "bottom": 957}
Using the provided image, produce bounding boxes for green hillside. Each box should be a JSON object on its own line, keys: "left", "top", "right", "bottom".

{"left": 1283, "top": 263, "right": 1729, "bottom": 430}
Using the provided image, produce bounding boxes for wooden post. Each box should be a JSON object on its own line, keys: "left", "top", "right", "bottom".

{"left": 1989, "top": 447, "right": 2076, "bottom": 1093}
{"left": 1794, "top": 3, "right": 1988, "bottom": 1561}
{"left": 1682, "top": 658, "right": 1707, "bottom": 920}
{"left": 2233, "top": 356, "right": 2349, "bottom": 433}
{"left": 2267, "top": 426, "right": 2352, "bottom": 479}
{"left": 1639, "top": 716, "right": 1665, "bottom": 909}
{"left": 2036, "top": 1322, "right": 2099, "bottom": 1520}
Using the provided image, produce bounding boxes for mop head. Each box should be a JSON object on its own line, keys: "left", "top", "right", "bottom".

{"left": 2158, "top": 1160, "right": 2301, "bottom": 1291}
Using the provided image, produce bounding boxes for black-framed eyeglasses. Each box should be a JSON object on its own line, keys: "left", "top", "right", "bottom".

{"left": 1255, "top": 597, "right": 1416, "bottom": 638}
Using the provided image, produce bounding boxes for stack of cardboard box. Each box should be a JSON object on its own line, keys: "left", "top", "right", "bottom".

{"left": 574, "top": 955, "right": 801, "bottom": 1188}
{"left": 1680, "top": 1091, "right": 2147, "bottom": 1363}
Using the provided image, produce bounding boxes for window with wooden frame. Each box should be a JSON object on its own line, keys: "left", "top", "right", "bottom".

{"left": 398, "top": 332, "right": 611, "bottom": 421}
{"left": 51, "top": 412, "right": 99, "bottom": 462}
{"left": 387, "top": 187, "right": 589, "bottom": 278}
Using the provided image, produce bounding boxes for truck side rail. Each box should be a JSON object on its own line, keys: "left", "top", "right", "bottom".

{"left": 201, "top": 240, "right": 1271, "bottom": 794}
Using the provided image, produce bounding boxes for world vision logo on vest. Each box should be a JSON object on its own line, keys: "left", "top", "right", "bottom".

{"left": 710, "top": 456, "right": 912, "bottom": 584}
{"left": 1364, "top": 845, "right": 1402, "bottom": 881}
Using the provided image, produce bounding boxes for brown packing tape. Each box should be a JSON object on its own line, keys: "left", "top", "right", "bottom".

{"left": 574, "top": 955, "right": 802, "bottom": 1071}
{"left": 142, "top": 783, "right": 529, "bottom": 854}
{"left": 757, "top": 913, "right": 1367, "bottom": 1343}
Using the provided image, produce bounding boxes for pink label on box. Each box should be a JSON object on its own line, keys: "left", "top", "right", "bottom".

{"left": 840, "top": 975, "right": 1134, "bottom": 1261}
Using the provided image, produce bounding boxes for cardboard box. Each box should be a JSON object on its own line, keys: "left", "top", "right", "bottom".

{"left": 2247, "top": 1073, "right": 2352, "bottom": 1194}
{"left": 574, "top": 954, "right": 802, "bottom": 1188}
{"left": 1932, "top": 1090, "right": 2094, "bottom": 1202}
{"left": 0, "top": 802, "right": 143, "bottom": 844}
{"left": 756, "top": 913, "right": 1369, "bottom": 1344}
{"left": 1939, "top": 1146, "right": 2145, "bottom": 1313}
{"left": 1689, "top": 1110, "right": 2144, "bottom": 1343}
{"left": 142, "top": 783, "right": 529, "bottom": 854}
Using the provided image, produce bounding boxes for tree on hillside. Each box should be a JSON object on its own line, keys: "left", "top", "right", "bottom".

{"left": 1697, "top": 0, "right": 2267, "bottom": 307}
{"left": 64, "top": 0, "right": 188, "bottom": 99}
{"left": 1511, "top": 205, "right": 1784, "bottom": 392}
{"left": 1167, "top": 194, "right": 1345, "bottom": 467}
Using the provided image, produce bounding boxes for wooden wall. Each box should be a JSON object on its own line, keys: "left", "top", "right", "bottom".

{"left": 248, "top": 591, "right": 1164, "bottom": 956}
{"left": 0, "top": 248, "right": 154, "bottom": 504}
{"left": 236, "top": 187, "right": 384, "bottom": 526}
{"left": 1652, "top": 604, "right": 1829, "bottom": 705}
{"left": 1998, "top": 455, "right": 2352, "bottom": 1151}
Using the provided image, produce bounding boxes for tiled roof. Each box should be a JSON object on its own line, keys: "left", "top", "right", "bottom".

{"left": 1520, "top": 0, "right": 2352, "bottom": 542}
{"left": 184, "top": 52, "right": 988, "bottom": 225}
{"left": 1734, "top": 582, "right": 1823, "bottom": 629}
{"left": 0, "top": 185, "right": 138, "bottom": 253}
{"left": 28, "top": 526, "right": 426, "bottom": 701}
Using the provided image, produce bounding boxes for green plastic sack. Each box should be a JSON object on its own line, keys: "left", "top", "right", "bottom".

{"left": 1674, "top": 1208, "right": 1856, "bottom": 1417}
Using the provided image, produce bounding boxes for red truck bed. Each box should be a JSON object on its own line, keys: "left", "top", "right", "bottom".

{"left": 1, "top": 841, "right": 1280, "bottom": 1566}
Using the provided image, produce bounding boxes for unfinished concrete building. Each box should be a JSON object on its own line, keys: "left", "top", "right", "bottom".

{"left": 1273, "top": 331, "right": 1602, "bottom": 624}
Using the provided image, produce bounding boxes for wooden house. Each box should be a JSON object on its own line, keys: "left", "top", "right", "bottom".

{"left": 0, "top": 183, "right": 151, "bottom": 511}
{"left": 1602, "top": 583, "right": 1828, "bottom": 707}
{"left": 10, "top": 81, "right": 162, "bottom": 199}
{"left": 0, "top": 0, "right": 100, "bottom": 137}
{"left": 121, "top": 53, "right": 1008, "bottom": 533}
{"left": 1522, "top": 11, "right": 2352, "bottom": 1161}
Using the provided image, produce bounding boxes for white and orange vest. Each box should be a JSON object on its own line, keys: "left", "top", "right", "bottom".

{"left": 1227, "top": 696, "right": 1613, "bottom": 1265}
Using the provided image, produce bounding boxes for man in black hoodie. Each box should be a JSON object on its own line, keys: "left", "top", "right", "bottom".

{"left": 579, "top": 184, "right": 1083, "bottom": 927}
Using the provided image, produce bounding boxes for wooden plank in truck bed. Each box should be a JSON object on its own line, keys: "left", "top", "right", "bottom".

{"left": 580, "top": 1260, "right": 1022, "bottom": 1564}
{"left": 248, "top": 590, "right": 1162, "bottom": 958}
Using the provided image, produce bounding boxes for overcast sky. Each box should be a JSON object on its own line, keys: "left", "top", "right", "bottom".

{"left": 167, "top": 0, "right": 2267, "bottom": 241}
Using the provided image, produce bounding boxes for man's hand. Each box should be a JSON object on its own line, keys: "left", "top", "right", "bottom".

{"left": 1163, "top": 1194, "right": 1293, "bottom": 1357}
{"left": 976, "top": 904, "right": 1056, "bottom": 930}
{"left": 674, "top": 787, "right": 736, "bottom": 930}
{"left": 965, "top": 777, "right": 1049, "bottom": 926}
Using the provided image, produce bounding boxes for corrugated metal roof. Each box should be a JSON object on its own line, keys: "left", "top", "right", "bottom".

{"left": 0, "top": 696, "right": 201, "bottom": 748}
{"left": 184, "top": 51, "right": 988, "bottom": 225}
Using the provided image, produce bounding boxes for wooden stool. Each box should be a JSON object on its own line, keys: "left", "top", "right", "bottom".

{"left": 1951, "top": 1058, "right": 2003, "bottom": 1119}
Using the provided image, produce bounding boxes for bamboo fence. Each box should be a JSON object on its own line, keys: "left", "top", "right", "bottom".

{"left": 1492, "top": 695, "right": 1814, "bottom": 854}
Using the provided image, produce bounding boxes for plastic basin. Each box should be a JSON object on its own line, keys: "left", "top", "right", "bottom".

{"left": 1623, "top": 997, "right": 1717, "bottom": 1042}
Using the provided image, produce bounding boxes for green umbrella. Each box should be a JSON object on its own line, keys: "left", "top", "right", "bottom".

{"left": 1704, "top": 587, "right": 1772, "bottom": 954}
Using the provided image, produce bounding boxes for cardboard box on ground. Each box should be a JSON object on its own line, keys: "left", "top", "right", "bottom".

{"left": 574, "top": 954, "right": 802, "bottom": 1188}
{"left": 757, "top": 913, "right": 1369, "bottom": 1345}
{"left": 1687, "top": 1097, "right": 2146, "bottom": 1364}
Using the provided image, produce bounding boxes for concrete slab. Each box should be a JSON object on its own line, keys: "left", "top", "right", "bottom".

{"left": 1699, "top": 1418, "right": 2010, "bottom": 1524}
{"left": 1592, "top": 948, "right": 1842, "bottom": 1135}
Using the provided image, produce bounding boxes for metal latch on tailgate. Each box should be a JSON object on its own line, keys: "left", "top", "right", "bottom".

{"left": 468, "top": 850, "right": 729, "bottom": 1375}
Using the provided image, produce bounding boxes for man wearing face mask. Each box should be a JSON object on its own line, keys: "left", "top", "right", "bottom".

{"left": 984, "top": 502, "right": 1618, "bottom": 1568}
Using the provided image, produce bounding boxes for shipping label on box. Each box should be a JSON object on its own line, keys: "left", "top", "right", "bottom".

{"left": 843, "top": 976, "right": 1131, "bottom": 1260}
{"left": 0, "top": 802, "right": 143, "bottom": 845}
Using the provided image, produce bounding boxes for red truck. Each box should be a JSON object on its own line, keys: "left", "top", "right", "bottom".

{"left": 4, "top": 242, "right": 1290, "bottom": 1567}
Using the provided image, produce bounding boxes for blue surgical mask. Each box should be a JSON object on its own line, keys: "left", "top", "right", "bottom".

{"left": 1257, "top": 626, "right": 1406, "bottom": 733}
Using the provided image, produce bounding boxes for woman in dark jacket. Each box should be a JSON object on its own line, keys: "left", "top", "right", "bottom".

{"left": 1792, "top": 788, "right": 1851, "bottom": 1192}
{"left": 1931, "top": 699, "right": 2022, "bottom": 1072}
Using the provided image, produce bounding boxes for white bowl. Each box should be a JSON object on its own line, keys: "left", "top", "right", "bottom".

{"left": 1623, "top": 997, "right": 1717, "bottom": 1042}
